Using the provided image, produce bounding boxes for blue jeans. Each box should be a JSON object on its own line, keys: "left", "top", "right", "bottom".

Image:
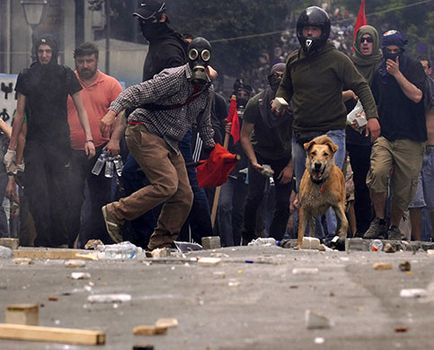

{"left": 292, "top": 129, "right": 346, "bottom": 241}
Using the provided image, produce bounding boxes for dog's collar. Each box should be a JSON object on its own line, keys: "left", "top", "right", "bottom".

{"left": 311, "top": 177, "right": 326, "bottom": 194}
{"left": 311, "top": 178, "right": 325, "bottom": 185}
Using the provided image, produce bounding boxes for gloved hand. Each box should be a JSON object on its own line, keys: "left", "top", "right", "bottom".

{"left": 16, "top": 162, "right": 25, "bottom": 173}
{"left": 4, "top": 149, "right": 16, "bottom": 171}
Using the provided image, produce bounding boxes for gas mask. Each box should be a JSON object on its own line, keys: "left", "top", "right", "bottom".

{"left": 267, "top": 63, "right": 286, "bottom": 93}
{"left": 187, "top": 37, "right": 211, "bottom": 86}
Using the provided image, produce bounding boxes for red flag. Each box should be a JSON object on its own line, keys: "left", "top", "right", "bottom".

{"left": 353, "top": 0, "right": 367, "bottom": 43}
{"left": 226, "top": 95, "right": 240, "bottom": 144}
{"left": 196, "top": 144, "right": 239, "bottom": 188}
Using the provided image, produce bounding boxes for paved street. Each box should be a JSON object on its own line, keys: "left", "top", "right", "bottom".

{"left": 1, "top": 246, "right": 434, "bottom": 349}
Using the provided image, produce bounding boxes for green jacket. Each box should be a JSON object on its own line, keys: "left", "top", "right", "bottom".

{"left": 276, "top": 42, "right": 378, "bottom": 133}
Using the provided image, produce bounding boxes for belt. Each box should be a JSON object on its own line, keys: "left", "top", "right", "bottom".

{"left": 128, "top": 121, "right": 145, "bottom": 126}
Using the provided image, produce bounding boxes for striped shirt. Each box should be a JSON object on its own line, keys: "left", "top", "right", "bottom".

{"left": 109, "top": 64, "right": 215, "bottom": 150}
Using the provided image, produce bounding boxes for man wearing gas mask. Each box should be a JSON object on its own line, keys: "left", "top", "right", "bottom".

{"left": 240, "top": 63, "right": 293, "bottom": 243}
{"left": 272, "top": 6, "right": 379, "bottom": 247}
{"left": 364, "top": 30, "right": 427, "bottom": 241}
{"left": 100, "top": 37, "right": 216, "bottom": 251}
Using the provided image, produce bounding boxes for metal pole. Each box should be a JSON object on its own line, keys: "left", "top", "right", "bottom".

{"left": 105, "top": 0, "right": 110, "bottom": 74}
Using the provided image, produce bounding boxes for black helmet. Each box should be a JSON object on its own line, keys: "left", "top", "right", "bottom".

{"left": 296, "top": 6, "right": 330, "bottom": 54}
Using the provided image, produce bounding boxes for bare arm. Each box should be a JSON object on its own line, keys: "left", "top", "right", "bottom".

{"left": 0, "top": 119, "right": 12, "bottom": 139}
{"left": 71, "top": 91, "right": 95, "bottom": 158}
{"left": 8, "top": 94, "right": 26, "bottom": 151}
{"left": 105, "top": 111, "right": 126, "bottom": 156}
{"left": 240, "top": 121, "right": 262, "bottom": 172}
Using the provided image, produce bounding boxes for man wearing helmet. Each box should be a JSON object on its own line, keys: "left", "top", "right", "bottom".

{"left": 273, "top": 6, "right": 380, "bottom": 245}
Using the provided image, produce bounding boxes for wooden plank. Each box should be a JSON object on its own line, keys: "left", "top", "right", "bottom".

{"left": 133, "top": 325, "right": 167, "bottom": 336}
{"left": 5, "top": 304, "right": 39, "bottom": 326}
{"left": 0, "top": 238, "right": 19, "bottom": 250}
{"left": 12, "top": 248, "right": 89, "bottom": 260}
{"left": 0, "top": 323, "right": 105, "bottom": 345}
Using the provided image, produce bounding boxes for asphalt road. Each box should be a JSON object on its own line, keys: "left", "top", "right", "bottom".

{"left": 1, "top": 246, "right": 434, "bottom": 350}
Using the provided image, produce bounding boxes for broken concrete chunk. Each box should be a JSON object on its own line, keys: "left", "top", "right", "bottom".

{"left": 133, "top": 325, "right": 168, "bottom": 336}
{"left": 87, "top": 294, "right": 131, "bottom": 303}
{"left": 155, "top": 318, "right": 178, "bottom": 328}
{"left": 305, "top": 310, "right": 332, "bottom": 329}
{"left": 84, "top": 239, "right": 103, "bottom": 250}
{"left": 201, "top": 236, "right": 221, "bottom": 250}
{"left": 300, "top": 237, "right": 321, "bottom": 250}
{"left": 399, "top": 261, "right": 411, "bottom": 272}
{"left": 384, "top": 243, "right": 396, "bottom": 253}
{"left": 0, "top": 238, "right": 19, "bottom": 250}
{"left": 64, "top": 260, "right": 86, "bottom": 268}
{"left": 151, "top": 248, "right": 172, "bottom": 258}
{"left": 70, "top": 272, "right": 91, "bottom": 280}
{"left": 12, "top": 258, "right": 33, "bottom": 265}
{"left": 292, "top": 267, "right": 319, "bottom": 275}
{"left": 400, "top": 289, "right": 427, "bottom": 299}
{"left": 198, "top": 257, "right": 221, "bottom": 266}
{"left": 372, "top": 262, "right": 393, "bottom": 270}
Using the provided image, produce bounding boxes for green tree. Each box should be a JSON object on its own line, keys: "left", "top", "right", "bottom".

{"left": 167, "top": 0, "right": 291, "bottom": 76}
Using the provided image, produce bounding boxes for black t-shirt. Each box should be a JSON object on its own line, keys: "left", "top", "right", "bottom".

{"left": 243, "top": 90, "right": 292, "bottom": 160}
{"left": 372, "top": 56, "right": 427, "bottom": 142}
{"left": 15, "top": 63, "right": 82, "bottom": 144}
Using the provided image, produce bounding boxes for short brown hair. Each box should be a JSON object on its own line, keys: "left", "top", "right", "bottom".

{"left": 74, "top": 42, "right": 99, "bottom": 59}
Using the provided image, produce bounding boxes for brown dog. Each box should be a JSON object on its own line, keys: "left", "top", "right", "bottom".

{"left": 297, "top": 135, "right": 348, "bottom": 248}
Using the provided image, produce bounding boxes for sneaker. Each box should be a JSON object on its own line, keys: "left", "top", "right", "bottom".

{"left": 102, "top": 205, "right": 122, "bottom": 243}
{"left": 363, "top": 218, "right": 387, "bottom": 239}
{"left": 387, "top": 226, "right": 402, "bottom": 241}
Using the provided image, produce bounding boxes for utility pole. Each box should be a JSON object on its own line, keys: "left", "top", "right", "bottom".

{"left": 104, "top": 0, "right": 110, "bottom": 74}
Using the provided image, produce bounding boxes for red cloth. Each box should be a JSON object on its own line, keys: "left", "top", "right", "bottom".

{"left": 353, "top": 0, "right": 367, "bottom": 44}
{"left": 226, "top": 96, "right": 240, "bottom": 144}
{"left": 196, "top": 144, "right": 238, "bottom": 188}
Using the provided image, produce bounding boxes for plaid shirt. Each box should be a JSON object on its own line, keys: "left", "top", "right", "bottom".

{"left": 110, "top": 64, "right": 215, "bottom": 150}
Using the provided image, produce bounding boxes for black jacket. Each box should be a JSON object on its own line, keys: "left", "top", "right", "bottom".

{"left": 142, "top": 24, "right": 187, "bottom": 81}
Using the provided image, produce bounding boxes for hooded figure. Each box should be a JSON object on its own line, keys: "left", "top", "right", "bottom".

{"left": 378, "top": 30, "right": 409, "bottom": 79}
{"left": 133, "top": 0, "right": 187, "bottom": 81}
{"left": 352, "top": 25, "right": 383, "bottom": 84}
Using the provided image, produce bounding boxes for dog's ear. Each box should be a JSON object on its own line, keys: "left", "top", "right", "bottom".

{"left": 326, "top": 140, "right": 338, "bottom": 154}
{"left": 304, "top": 139, "right": 315, "bottom": 151}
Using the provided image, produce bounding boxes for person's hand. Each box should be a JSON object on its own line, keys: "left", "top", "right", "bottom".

{"left": 105, "top": 139, "right": 120, "bottom": 156}
{"left": 84, "top": 141, "right": 96, "bottom": 159}
{"left": 100, "top": 111, "right": 117, "bottom": 137}
{"left": 271, "top": 99, "right": 288, "bottom": 117}
{"left": 365, "top": 118, "right": 381, "bottom": 142}
{"left": 4, "top": 149, "right": 16, "bottom": 170}
{"left": 386, "top": 56, "right": 400, "bottom": 77}
{"left": 6, "top": 177, "right": 19, "bottom": 203}
{"left": 278, "top": 164, "right": 293, "bottom": 184}
{"left": 251, "top": 161, "right": 263, "bottom": 173}
{"left": 225, "top": 121, "right": 232, "bottom": 135}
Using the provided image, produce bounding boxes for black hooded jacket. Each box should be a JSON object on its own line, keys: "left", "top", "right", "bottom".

{"left": 142, "top": 23, "right": 188, "bottom": 81}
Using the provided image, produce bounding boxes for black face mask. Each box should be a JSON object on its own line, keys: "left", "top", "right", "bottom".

{"left": 187, "top": 37, "right": 212, "bottom": 86}
{"left": 382, "top": 48, "right": 402, "bottom": 62}
{"left": 140, "top": 21, "right": 165, "bottom": 39}
{"left": 268, "top": 74, "right": 282, "bottom": 93}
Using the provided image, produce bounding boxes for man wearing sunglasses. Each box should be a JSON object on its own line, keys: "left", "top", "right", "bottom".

{"left": 344, "top": 25, "right": 383, "bottom": 237}
{"left": 365, "top": 30, "right": 427, "bottom": 241}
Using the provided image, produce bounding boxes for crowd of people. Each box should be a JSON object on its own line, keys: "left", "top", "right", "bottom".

{"left": 0, "top": 0, "right": 433, "bottom": 250}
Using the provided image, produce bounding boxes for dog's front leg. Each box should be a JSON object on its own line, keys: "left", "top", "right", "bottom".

{"left": 297, "top": 207, "right": 307, "bottom": 249}
{"left": 334, "top": 203, "right": 349, "bottom": 239}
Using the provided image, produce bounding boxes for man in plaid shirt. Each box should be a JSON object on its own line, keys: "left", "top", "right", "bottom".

{"left": 100, "top": 38, "right": 215, "bottom": 250}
